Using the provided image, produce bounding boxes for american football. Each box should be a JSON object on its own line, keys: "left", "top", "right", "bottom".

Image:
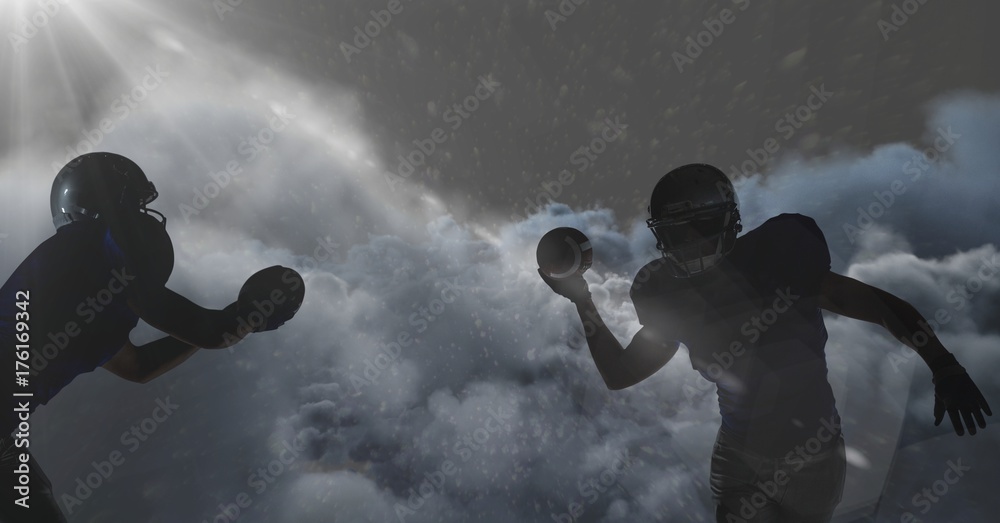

{"left": 238, "top": 265, "right": 306, "bottom": 331}
{"left": 536, "top": 227, "right": 593, "bottom": 279}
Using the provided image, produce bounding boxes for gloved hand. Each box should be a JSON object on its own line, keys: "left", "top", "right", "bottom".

{"left": 931, "top": 353, "right": 992, "bottom": 435}
{"left": 225, "top": 295, "right": 296, "bottom": 334}
{"left": 222, "top": 300, "right": 260, "bottom": 335}
{"left": 538, "top": 268, "right": 591, "bottom": 304}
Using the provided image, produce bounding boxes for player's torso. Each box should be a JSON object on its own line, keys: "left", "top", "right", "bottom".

{"left": 651, "top": 231, "right": 825, "bottom": 361}
{"left": 0, "top": 220, "right": 142, "bottom": 410}
{"left": 634, "top": 216, "right": 837, "bottom": 448}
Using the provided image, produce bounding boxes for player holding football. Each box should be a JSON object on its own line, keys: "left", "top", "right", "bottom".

{"left": 0, "top": 152, "right": 303, "bottom": 522}
{"left": 538, "top": 163, "right": 991, "bottom": 522}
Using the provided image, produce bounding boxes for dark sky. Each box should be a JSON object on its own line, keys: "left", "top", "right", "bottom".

{"left": 5, "top": 0, "right": 999, "bottom": 228}
{"left": 170, "top": 0, "right": 1000, "bottom": 227}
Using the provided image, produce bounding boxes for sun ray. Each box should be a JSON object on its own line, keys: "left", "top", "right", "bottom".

{"left": 38, "top": 22, "right": 86, "bottom": 128}
{"left": 59, "top": 4, "right": 143, "bottom": 75}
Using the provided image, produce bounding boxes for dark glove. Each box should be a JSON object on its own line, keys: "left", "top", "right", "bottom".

{"left": 931, "top": 353, "right": 992, "bottom": 435}
{"left": 222, "top": 300, "right": 261, "bottom": 335}
{"left": 538, "top": 268, "right": 591, "bottom": 304}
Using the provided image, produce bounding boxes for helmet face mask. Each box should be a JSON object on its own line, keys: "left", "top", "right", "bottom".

{"left": 51, "top": 152, "right": 166, "bottom": 230}
{"left": 124, "top": 178, "right": 159, "bottom": 210}
{"left": 646, "top": 164, "right": 742, "bottom": 278}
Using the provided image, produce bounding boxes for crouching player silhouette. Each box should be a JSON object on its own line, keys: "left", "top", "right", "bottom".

{"left": 0, "top": 152, "right": 304, "bottom": 521}
{"left": 539, "top": 163, "right": 991, "bottom": 522}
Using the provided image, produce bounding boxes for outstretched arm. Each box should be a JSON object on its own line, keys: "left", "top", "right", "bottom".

{"left": 104, "top": 300, "right": 243, "bottom": 383}
{"left": 574, "top": 299, "right": 680, "bottom": 390}
{"left": 818, "top": 270, "right": 992, "bottom": 435}
{"left": 540, "top": 270, "right": 679, "bottom": 390}
{"left": 127, "top": 283, "right": 251, "bottom": 349}
{"left": 818, "top": 270, "right": 949, "bottom": 364}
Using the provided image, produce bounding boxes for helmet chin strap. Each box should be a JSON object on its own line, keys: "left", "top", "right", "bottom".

{"left": 143, "top": 207, "right": 167, "bottom": 227}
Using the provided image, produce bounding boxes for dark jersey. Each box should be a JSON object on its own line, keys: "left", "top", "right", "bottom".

{"left": 630, "top": 214, "right": 840, "bottom": 457}
{"left": 0, "top": 220, "right": 148, "bottom": 431}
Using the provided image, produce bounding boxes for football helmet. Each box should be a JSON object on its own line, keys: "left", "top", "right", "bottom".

{"left": 646, "top": 163, "right": 742, "bottom": 278}
{"left": 50, "top": 152, "right": 165, "bottom": 230}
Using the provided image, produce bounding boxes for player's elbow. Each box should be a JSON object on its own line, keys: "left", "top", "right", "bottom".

{"left": 601, "top": 371, "right": 637, "bottom": 391}
{"left": 106, "top": 366, "right": 150, "bottom": 384}
{"left": 195, "top": 333, "right": 228, "bottom": 350}
{"left": 138, "top": 370, "right": 169, "bottom": 384}
{"left": 121, "top": 362, "right": 157, "bottom": 384}
{"left": 198, "top": 308, "right": 250, "bottom": 348}
{"left": 203, "top": 327, "right": 246, "bottom": 349}
{"left": 172, "top": 318, "right": 242, "bottom": 349}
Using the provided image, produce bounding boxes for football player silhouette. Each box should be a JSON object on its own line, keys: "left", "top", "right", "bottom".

{"left": 0, "top": 152, "right": 302, "bottom": 522}
{"left": 539, "top": 163, "right": 991, "bottom": 522}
